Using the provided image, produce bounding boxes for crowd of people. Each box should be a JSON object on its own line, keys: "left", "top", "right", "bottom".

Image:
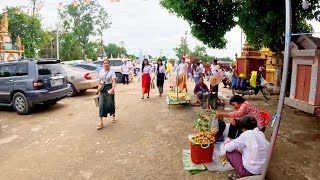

{"left": 94, "top": 58, "right": 269, "bottom": 179}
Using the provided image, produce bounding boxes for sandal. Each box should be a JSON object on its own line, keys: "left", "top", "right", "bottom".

{"left": 96, "top": 123, "right": 104, "bottom": 130}
{"left": 112, "top": 117, "right": 116, "bottom": 123}
{"left": 228, "top": 174, "right": 239, "bottom": 180}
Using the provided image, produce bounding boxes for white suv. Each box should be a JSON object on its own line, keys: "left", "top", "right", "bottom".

{"left": 93, "top": 58, "right": 132, "bottom": 83}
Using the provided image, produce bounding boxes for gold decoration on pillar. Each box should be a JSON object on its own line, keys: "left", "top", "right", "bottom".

{"left": 16, "top": 35, "right": 21, "bottom": 47}
{"left": 73, "top": 0, "right": 79, "bottom": 7}
{"left": 1, "top": 13, "right": 9, "bottom": 33}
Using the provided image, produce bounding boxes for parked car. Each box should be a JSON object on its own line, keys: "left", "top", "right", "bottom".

{"left": 93, "top": 58, "right": 133, "bottom": 83}
{"left": 61, "top": 65, "right": 99, "bottom": 97}
{"left": 73, "top": 63, "right": 102, "bottom": 73}
{"left": 0, "top": 59, "right": 70, "bottom": 115}
{"left": 61, "top": 60, "right": 86, "bottom": 65}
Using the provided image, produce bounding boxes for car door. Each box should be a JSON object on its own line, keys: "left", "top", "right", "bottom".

{"left": 0, "top": 64, "right": 15, "bottom": 103}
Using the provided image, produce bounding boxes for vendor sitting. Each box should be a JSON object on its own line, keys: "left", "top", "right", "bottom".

{"left": 214, "top": 95, "right": 265, "bottom": 139}
{"left": 194, "top": 77, "right": 209, "bottom": 102}
{"left": 224, "top": 116, "right": 270, "bottom": 179}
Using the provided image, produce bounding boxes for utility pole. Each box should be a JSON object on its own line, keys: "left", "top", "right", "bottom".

{"left": 184, "top": 31, "right": 188, "bottom": 58}
{"left": 160, "top": 49, "right": 163, "bottom": 58}
{"left": 50, "top": 38, "right": 53, "bottom": 58}
{"left": 56, "top": 30, "right": 59, "bottom": 59}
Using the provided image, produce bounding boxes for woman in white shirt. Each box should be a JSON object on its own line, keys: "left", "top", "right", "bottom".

{"left": 96, "top": 59, "right": 117, "bottom": 130}
{"left": 210, "top": 59, "right": 220, "bottom": 74}
{"left": 224, "top": 116, "right": 270, "bottom": 179}
{"left": 139, "top": 59, "right": 152, "bottom": 99}
{"left": 153, "top": 59, "right": 167, "bottom": 97}
{"left": 177, "top": 58, "right": 188, "bottom": 92}
{"left": 192, "top": 60, "right": 203, "bottom": 85}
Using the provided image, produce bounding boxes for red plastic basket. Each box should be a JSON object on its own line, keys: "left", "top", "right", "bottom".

{"left": 190, "top": 143, "right": 214, "bottom": 164}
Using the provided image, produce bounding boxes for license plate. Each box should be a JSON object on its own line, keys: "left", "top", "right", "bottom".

{"left": 52, "top": 79, "right": 63, "bottom": 86}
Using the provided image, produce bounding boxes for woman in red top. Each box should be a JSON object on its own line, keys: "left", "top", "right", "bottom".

{"left": 215, "top": 95, "right": 265, "bottom": 139}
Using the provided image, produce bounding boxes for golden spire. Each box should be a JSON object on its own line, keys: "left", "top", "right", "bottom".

{"left": 1, "top": 13, "right": 8, "bottom": 33}
{"left": 16, "top": 35, "right": 21, "bottom": 47}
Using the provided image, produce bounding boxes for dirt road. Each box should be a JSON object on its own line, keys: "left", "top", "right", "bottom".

{"left": 0, "top": 78, "right": 319, "bottom": 180}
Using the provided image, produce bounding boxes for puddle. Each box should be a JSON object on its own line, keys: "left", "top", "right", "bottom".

{"left": 0, "top": 134, "right": 19, "bottom": 146}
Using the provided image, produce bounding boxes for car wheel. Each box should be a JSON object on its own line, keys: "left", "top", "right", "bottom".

{"left": 80, "top": 89, "right": 87, "bottom": 93}
{"left": 68, "top": 84, "right": 77, "bottom": 97}
{"left": 12, "top": 92, "right": 30, "bottom": 115}
{"left": 115, "top": 73, "right": 122, "bottom": 83}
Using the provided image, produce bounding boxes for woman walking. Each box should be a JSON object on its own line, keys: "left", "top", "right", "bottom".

{"left": 192, "top": 60, "right": 203, "bottom": 85}
{"left": 139, "top": 58, "right": 152, "bottom": 99}
{"left": 96, "top": 59, "right": 117, "bottom": 130}
{"left": 178, "top": 58, "right": 188, "bottom": 92}
{"left": 153, "top": 59, "right": 166, "bottom": 97}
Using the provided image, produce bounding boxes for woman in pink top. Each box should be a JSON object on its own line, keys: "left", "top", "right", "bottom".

{"left": 215, "top": 95, "right": 265, "bottom": 139}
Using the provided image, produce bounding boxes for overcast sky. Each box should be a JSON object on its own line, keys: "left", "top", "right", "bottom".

{"left": 0, "top": 0, "right": 319, "bottom": 59}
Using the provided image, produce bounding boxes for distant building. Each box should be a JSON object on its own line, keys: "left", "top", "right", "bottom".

{"left": 0, "top": 13, "right": 24, "bottom": 61}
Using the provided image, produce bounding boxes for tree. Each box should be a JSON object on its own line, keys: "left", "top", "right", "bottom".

{"left": 1, "top": 7, "right": 45, "bottom": 58}
{"left": 85, "top": 41, "right": 100, "bottom": 60}
{"left": 161, "top": 56, "right": 168, "bottom": 62}
{"left": 238, "top": 0, "right": 317, "bottom": 53}
{"left": 104, "top": 43, "right": 127, "bottom": 58}
{"left": 127, "top": 54, "right": 137, "bottom": 60}
{"left": 60, "top": 32, "right": 83, "bottom": 60}
{"left": 96, "top": 7, "right": 111, "bottom": 49}
{"left": 191, "top": 45, "right": 206, "bottom": 57}
{"left": 60, "top": 1, "right": 110, "bottom": 58}
{"left": 161, "top": 0, "right": 320, "bottom": 54}
{"left": 173, "top": 37, "right": 190, "bottom": 59}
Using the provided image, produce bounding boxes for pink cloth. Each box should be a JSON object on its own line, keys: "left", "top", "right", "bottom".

{"left": 228, "top": 101, "right": 265, "bottom": 129}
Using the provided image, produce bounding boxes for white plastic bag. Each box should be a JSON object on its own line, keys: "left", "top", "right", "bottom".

{"left": 205, "top": 142, "right": 233, "bottom": 171}
{"left": 211, "top": 117, "right": 219, "bottom": 130}
{"left": 260, "top": 77, "right": 267, "bottom": 86}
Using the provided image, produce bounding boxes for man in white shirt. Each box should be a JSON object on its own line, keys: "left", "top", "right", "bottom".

{"left": 121, "top": 60, "right": 132, "bottom": 85}
{"left": 224, "top": 116, "right": 270, "bottom": 179}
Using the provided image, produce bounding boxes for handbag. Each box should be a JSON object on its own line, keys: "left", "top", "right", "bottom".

{"left": 151, "top": 81, "right": 155, "bottom": 89}
{"left": 260, "top": 77, "right": 268, "bottom": 86}
{"left": 97, "top": 71, "right": 110, "bottom": 92}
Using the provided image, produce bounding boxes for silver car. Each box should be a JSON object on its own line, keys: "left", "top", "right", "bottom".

{"left": 61, "top": 65, "right": 99, "bottom": 97}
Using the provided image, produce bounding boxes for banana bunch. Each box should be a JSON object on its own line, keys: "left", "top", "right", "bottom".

{"left": 191, "top": 131, "right": 215, "bottom": 145}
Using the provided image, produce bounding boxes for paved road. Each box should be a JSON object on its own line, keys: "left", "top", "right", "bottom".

{"left": 0, "top": 78, "right": 319, "bottom": 180}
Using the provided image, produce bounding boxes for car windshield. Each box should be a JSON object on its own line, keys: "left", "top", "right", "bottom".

{"left": 111, "top": 60, "right": 123, "bottom": 66}
{"left": 93, "top": 61, "right": 103, "bottom": 66}
{"left": 37, "top": 63, "right": 63, "bottom": 76}
{"left": 76, "top": 64, "right": 98, "bottom": 71}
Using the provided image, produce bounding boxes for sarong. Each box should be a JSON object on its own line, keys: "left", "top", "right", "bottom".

{"left": 142, "top": 73, "right": 151, "bottom": 94}
{"left": 179, "top": 73, "right": 187, "bottom": 92}
{"left": 99, "top": 84, "right": 115, "bottom": 117}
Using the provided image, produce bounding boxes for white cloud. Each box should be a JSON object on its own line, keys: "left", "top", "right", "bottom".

{"left": 0, "top": 0, "right": 319, "bottom": 59}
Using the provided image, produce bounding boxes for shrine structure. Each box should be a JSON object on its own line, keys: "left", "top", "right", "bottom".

{"left": 0, "top": 13, "right": 24, "bottom": 61}
{"left": 235, "top": 42, "right": 267, "bottom": 79}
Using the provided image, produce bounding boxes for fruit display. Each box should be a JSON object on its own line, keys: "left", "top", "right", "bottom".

{"left": 190, "top": 131, "right": 216, "bottom": 146}
{"left": 211, "top": 127, "right": 219, "bottom": 135}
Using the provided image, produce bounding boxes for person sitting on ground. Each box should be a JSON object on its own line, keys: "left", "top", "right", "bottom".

{"left": 193, "top": 76, "right": 209, "bottom": 102}
{"left": 224, "top": 116, "right": 270, "bottom": 180}
{"left": 214, "top": 95, "right": 265, "bottom": 139}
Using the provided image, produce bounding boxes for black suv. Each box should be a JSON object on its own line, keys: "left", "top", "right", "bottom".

{"left": 0, "top": 59, "right": 70, "bottom": 115}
